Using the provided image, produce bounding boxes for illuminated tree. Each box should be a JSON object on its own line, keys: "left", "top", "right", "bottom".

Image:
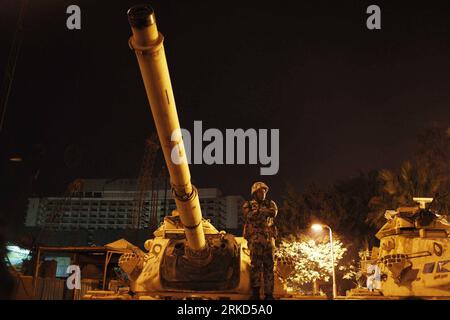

{"left": 275, "top": 235, "right": 354, "bottom": 293}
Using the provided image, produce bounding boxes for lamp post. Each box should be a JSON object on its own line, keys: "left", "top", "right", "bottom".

{"left": 311, "top": 223, "right": 337, "bottom": 299}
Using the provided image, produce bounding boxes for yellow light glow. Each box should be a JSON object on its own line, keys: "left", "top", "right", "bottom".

{"left": 311, "top": 224, "right": 323, "bottom": 232}
{"left": 9, "top": 157, "right": 23, "bottom": 162}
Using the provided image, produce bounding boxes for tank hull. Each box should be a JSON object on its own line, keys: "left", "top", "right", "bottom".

{"left": 377, "top": 235, "right": 450, "bottom": 296}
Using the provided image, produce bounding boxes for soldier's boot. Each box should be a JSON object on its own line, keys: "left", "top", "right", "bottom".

{"left": 249, "top": 287, "right": 260, "bottom": 300}
{"left": 263, "top": 272, "right": 274, "bottom": 300}
{"left": 264, "top": 293, "right": 274, "bottom": 300}
{"left": 264, "top": 282, "right": 275, "bottom": 300}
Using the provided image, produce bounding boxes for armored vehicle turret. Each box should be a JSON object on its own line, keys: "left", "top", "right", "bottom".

{"left": 359, "top": 197, "right": 450, "bottom": 297}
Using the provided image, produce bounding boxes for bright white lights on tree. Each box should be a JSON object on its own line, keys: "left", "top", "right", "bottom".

{"left": 275, "top": 236, "right": 352, "bottom": 292}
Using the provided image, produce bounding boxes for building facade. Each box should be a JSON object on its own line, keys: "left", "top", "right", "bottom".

{"left": 25, "top": 179, "right": 244, "bottom": 232}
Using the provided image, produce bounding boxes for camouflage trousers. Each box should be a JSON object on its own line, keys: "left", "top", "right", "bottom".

{"left": 248, "top": 241, "right": 274, "bottom": 294}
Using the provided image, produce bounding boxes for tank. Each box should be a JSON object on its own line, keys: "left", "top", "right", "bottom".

{"left": 354, "top": 197, "right": 450, "bottom": 298}
{"left": 84, "top": 4, "right": 291, "bottom": 300}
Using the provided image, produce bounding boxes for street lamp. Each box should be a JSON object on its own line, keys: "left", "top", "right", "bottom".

{"left": 311, "top": 223, "right": 337, "bottom": 299}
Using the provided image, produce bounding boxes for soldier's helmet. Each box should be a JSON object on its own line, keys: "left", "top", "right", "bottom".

{"left": 251, "top": 182, "right": 269, "bottom": 196}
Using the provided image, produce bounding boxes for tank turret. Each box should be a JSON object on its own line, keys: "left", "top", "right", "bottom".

{"left": 121, "top": 5, "right": 248, "bottom": 297}
{"left": 84, "top": 4, "right": 290, "bottom": 300}
{"left": 362, "top": 197, "right": 450, "bottom": 297}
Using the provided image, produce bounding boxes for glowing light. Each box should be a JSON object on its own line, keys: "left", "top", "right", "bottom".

{"left": 7, "top": 245, "right": 30, "bottom": 255}
{"left": 311, "top": 224, "right": 323, "bottom": 232}
{"left": 6, "top": 245, "right": 30, "bottom": 267}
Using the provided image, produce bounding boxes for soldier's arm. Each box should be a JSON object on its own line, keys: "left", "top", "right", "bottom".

{"left": 266, "top": 200, "right": 278, "bottom": 218}
{"left": 273, "top": 201, "right": 278, "bottom": 218}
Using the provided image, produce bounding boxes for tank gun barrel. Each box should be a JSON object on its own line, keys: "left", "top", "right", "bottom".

{"left": 127, "top": 5, "right": 206, "bottom": 253}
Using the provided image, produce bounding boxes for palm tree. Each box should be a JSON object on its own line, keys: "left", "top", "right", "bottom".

{"left": 367, "top": 126, "right": 449, "bottom": 228}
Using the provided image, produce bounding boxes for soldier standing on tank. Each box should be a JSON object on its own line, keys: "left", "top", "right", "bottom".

{"left": 242, "top": 182, "right": 278, "bottom": 300}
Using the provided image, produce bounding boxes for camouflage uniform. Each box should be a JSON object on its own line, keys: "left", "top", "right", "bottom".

{"left": 243, "top": 186, "right": 278, "bottom": 297}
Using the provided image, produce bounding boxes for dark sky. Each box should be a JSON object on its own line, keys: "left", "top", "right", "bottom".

{"left": 1, "top": 0, "right": 450, "bottom": 210}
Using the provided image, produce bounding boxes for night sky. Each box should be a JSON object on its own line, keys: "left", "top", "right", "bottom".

{"left": 1, "top": 0, "right": 450, "bottom": 225}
